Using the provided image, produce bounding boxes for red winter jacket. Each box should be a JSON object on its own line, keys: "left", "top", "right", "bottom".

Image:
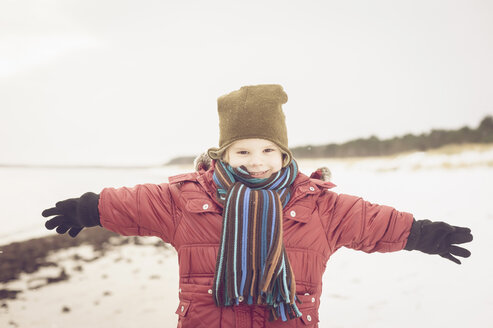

{"left": 99, "top": 162, "right": 413, "bottom": 328}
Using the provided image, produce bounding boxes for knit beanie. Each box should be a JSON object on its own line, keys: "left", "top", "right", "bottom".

{"left": 207, "top": 84, "right": 293, "bottom": 167}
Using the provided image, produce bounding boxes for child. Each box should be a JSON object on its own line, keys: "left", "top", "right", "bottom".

{"left": 42, "top": 84, "right": 473, "bottom": 328}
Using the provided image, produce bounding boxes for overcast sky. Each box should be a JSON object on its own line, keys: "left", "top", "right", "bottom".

{"left": 1, "top": 0, "right": 492, "bottom": 166}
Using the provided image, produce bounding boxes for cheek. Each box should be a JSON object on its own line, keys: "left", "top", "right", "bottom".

{"left": 270, "top": 155, "right": 283, "bottom": 172}
{"left": 222, "top": 155, "right": 229, "bottom": 164}
{"left": 222, "top": 151, "right": 236, "bottom": 166}
{"left": 273, "top": 162, "right": 283, "bottom": 172}
{"left": 225, "top": 155, "right": 243, "bottom": 168}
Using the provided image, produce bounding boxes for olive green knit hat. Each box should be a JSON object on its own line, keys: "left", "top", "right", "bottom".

{"left": 207, "top": 84, "right": 292, "bottom": 167}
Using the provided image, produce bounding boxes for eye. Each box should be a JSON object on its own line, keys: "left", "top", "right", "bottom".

{"left": 264, "top": 148, "right": 276, "bottom": 153}
{"left": 237, "top": 151, "right": 249, "bottom": 155}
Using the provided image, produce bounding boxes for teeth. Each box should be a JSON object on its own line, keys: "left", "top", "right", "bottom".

{"left": 251, "top": 171, "right": 267, "bottom": 176}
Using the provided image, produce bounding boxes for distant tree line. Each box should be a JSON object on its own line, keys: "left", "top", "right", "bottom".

{"left": 291, "top": 115, "right": 493, "bottom": 159}
{"left": 166, "top": 116, "right": 493, "bottom": 164}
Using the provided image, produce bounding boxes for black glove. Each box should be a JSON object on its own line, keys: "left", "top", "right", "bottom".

{"left": 41, "top": 192, "right": 101, "bottom": 238}
{"left": 404, "top": 219, "right": 473, "bottom": 264}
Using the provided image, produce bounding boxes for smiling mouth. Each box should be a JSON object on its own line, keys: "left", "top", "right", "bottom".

{"left": 249, "top": 170, "right": 269, "bottom": 177}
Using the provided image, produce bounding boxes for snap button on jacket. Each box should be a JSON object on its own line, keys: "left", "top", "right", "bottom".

{"left": 99, "top": 167, "right": 413, "bottom": 328}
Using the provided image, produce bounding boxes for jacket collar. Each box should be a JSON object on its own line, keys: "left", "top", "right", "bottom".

{"left": 169, "top": 156, "right": 336, "bottom": 212}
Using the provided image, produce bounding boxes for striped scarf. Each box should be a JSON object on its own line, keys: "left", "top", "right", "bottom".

{"left": 212, "top": 160, "right": 302, "bottom": 322}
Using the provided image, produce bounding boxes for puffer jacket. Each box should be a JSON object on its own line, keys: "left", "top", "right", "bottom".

{"left": 98, "top": 160, "right": 413, "bottom": 328}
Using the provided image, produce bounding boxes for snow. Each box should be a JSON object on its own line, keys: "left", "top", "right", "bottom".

{"left": 1, "top": 147, "right": 491, "bottom": 327}
{"left": 1, "top": 242, "right": 180, "bottom": 328}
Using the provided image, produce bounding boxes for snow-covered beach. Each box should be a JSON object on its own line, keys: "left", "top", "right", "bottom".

{"left": 1, "top": 145, "right": 492, "bottom": 327}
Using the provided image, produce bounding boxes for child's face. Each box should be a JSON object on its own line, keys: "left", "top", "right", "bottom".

{"left": 223, "top": 138, "right": 283, "bottom": 179}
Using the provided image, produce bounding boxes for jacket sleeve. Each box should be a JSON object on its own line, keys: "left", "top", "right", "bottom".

{"left": 98, "top": 183, "right": 176, "bottom": 244}
{"left": 320, "top": 191, "right": 414, "bottom": 253}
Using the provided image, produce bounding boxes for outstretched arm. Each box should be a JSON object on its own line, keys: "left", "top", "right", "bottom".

{"left": 323, "top": 193, "right": 415, "bottom": 253}
{"left": 322, "top": 192, "right": 473, "bottom": 263}
{"left": 41, "top": 183, "right": 176, "bottom": 243}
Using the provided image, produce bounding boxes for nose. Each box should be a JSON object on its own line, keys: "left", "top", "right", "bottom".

{"left": 248, "top": 153, "right": 263, "bottom": 167}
